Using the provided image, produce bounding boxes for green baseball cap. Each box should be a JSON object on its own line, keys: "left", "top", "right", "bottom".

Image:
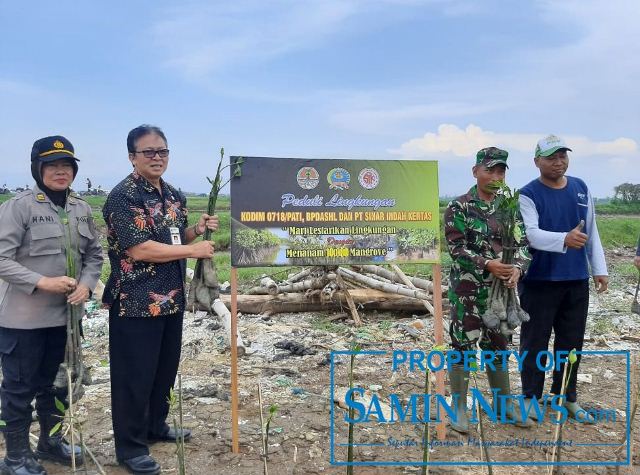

{"left": 476, "top": 147, "right": 508, "bottom": 168}
{"left": 535, "top": 134, "right": 572, "bottom": 157}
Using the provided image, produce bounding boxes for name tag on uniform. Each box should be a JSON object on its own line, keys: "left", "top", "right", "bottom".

{"left": 169, "top": 227, "right": 181, "bottom": 245}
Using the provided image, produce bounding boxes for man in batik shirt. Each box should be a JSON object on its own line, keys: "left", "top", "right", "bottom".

{"left": 103, "top": 125, "right": 218, "bottom": 475}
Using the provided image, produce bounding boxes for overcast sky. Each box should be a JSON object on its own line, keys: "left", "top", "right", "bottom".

{"left": 1, "top": 0, "right": 638, "bottom": 197}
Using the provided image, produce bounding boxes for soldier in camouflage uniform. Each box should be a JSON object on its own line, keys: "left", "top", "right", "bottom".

{"left": 444, "top": 147, "right": 532, "bottom": 433}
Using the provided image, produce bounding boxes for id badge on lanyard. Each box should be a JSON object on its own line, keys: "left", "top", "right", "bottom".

{"left": 169, "top": 227, "right": 182, "bottom": 245}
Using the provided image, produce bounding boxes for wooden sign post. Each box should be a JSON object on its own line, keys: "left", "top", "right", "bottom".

{"left": 230, "top": 267, "right": 240, "bottom": 454}
{"left": 432, "top": 263, "right": 447, "bottom": 440}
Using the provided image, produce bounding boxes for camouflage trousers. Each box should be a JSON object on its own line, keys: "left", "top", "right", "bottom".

{"left": 449, "top": 292, "right": 509, "bottom": 352}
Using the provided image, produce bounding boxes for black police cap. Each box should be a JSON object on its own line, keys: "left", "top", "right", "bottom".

{"left": 31, "top": 135, "right": 80, "bottom": 163}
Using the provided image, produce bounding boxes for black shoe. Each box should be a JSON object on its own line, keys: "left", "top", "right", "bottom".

{"left": 148, "top": 427, "right": 192, "bottom": 443}
{"left": 36, "top": 414, "right": 83, "bottom": 466}
{"left": 1, "top": 457, "right": 47, "bottom": 475}
{"left": 35, "top": 436, "right": 83, "bottom": 467}
{"left": 2, "top": 428, "right": 47, "bottom": 475}
{"left": 120, "top": 455, "right": 161, "bottom": 475}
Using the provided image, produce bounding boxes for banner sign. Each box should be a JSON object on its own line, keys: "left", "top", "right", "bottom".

{"left": 230, "top": 156, "right": 440, "bottom": 267}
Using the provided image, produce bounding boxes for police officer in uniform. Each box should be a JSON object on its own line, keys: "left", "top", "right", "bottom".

{"left": 0, "top": 136, "right": 103, "bottom": 475}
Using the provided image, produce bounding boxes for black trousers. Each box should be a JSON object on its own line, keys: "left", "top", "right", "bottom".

{"left": 109, "top": 302, "right": 183, "bottom": 461}
{"left": 519, "top": 279, "right": 589, "bottom": 403}
{"left": 0, "top": 325, "right": 66, "bottom": 431}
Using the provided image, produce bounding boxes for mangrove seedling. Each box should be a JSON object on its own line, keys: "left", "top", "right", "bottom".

{"left": 468, "top": 358, "right": 493, "bottom": 475}
{"left": 188, "top": 148, "right": 244, "bottom": 312}
{"left": 168, "top": 372, "right": 186, "bottom": 475}
{"left": 550, "top": 348, "right": 578, "bottom": 473}
{"left": 482, "top": 181, "right": 530, "bottom": 337}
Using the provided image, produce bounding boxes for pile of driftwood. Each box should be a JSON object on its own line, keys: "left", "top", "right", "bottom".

{"left": 214, "top": 265, "right": 447, "bottom": 326}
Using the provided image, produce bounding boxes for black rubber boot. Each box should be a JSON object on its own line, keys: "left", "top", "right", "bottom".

{"left": 1, "top": 428, "right": 47, "bottom": 475}
{"left": 35, "top": 415, "right": 83, "bottom": 467}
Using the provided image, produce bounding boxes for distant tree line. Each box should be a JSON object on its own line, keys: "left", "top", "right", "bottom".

{"left": 613, "top": 183, "right": 640, "bottom": 202}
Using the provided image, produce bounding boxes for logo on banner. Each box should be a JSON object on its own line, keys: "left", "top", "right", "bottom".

{"left": 358, "top": 168, "right": 379, "bottom": 190}
{"left": 297, "top": 167, "right": 320, "bottom": 189}
{"left": 328, "top": 168, "right": 350, "bottom": 190}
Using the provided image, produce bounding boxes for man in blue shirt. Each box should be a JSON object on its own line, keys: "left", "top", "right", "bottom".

{"left": 518, "top": 135, "right": 608, "bottom": 423}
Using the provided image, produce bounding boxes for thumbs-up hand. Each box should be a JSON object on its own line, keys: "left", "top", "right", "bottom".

{"left": 564, "top": 219, "right": 588, "bottom": 249}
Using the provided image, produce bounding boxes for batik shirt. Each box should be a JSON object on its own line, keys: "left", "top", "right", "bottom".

{"left": 103, "top": 172, "right": 188, "bottom": 317}
{"left": 444, "top": 185, "right": 530, "bottom": 308}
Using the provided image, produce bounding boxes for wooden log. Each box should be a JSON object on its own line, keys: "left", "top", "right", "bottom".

{"left": 365, "top": 273, "right": 395, "bottom": 285}
{"left": 260, "top": 276, "right": 279, "bottom": 295}
{"left": 214, "top": 289, "right": 428, "bottom": 314}
{"left": 352, "top": 264, "right": 448, "bottom": 294}
{"left": 391, "top": 264, "right": 434, "bottom": 315}
{"left": 321, "top": 281, "right": 339, "bottom": 302}
{"left": 335, "top": 274, "right": 362, "bottom": 326}
{"left": 245, "top": 286, "right": 270, "bottom": 295}
{"left": 285, "top": 267, "right": 312, "bottom": 284}
{"left": 277, "top": 276, "right": 329, "bottom": 294}
{"left": 338, "top": 267, "right": 431, "bottom": 301}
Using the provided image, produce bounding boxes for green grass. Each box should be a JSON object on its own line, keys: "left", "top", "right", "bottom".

{"left": 590, "top": 316, "right": 616, "bottom": 335}
{"left": 610, "top": 261, "right": 639, "bottom": 285}
{"left": 183, "top": 194, "right": 230, "bottom": 211}
{"left": 187, "top": 211, "right": 230, "bottom": 250}
{"left": 82, "top": 195, "right": 109, "bottom": 208}
{"left": 187, "top": 253, "right": 295, "bottom": 287}
{"left": 596, "top": 216, "right": 640, "bottom": 248}
{"left": 100, "top": 259, "right": 111, "bottom": 283}
{"left": 4, "top": 191, "right": 637, "bottom": 287}
{"left": 595, "top": 201, "right": 640, "bottom": 215}
{"left": 311, "top": 315, "right": 348, "bottom": 334}
{"left": 87, "top": 195, "right": 231, "bottom": 248}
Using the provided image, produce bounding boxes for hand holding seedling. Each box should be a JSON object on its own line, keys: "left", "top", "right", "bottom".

{"left": 564, "top": 219, "right": 587, "bottom": 249}
{"left": 195, "top": 213, "right": 219, "bottom": 236}
{"left": 37, "top": 275, "right": 77, "bottom": 294}
{"left": 505, "top": 266, "right": 521, "bottom": 288}
{"left": 190, "top": 240, "right": 214, "bottom": 259}
{"left": 67, "top": 283, "right": 90, "bottom": 305}
{"left": 486, "top": 259, "right": 514, "bottom": 280}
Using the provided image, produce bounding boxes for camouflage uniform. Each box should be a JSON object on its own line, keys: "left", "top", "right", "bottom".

{"left": 445, "top": 185, "right": 530, "bottom": 351}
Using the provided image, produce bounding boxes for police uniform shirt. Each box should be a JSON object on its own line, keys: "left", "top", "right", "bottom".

{"left": 0, "top": 185, "right": 103, "bottom": 329}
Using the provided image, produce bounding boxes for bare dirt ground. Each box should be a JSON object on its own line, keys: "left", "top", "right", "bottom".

{"left": 6, "top": 247, "right": 640, "bottom": 475}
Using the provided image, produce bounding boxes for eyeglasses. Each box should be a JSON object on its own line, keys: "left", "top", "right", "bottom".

{"left": 134, "top": 149, "right": 170, "bottom": 159}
